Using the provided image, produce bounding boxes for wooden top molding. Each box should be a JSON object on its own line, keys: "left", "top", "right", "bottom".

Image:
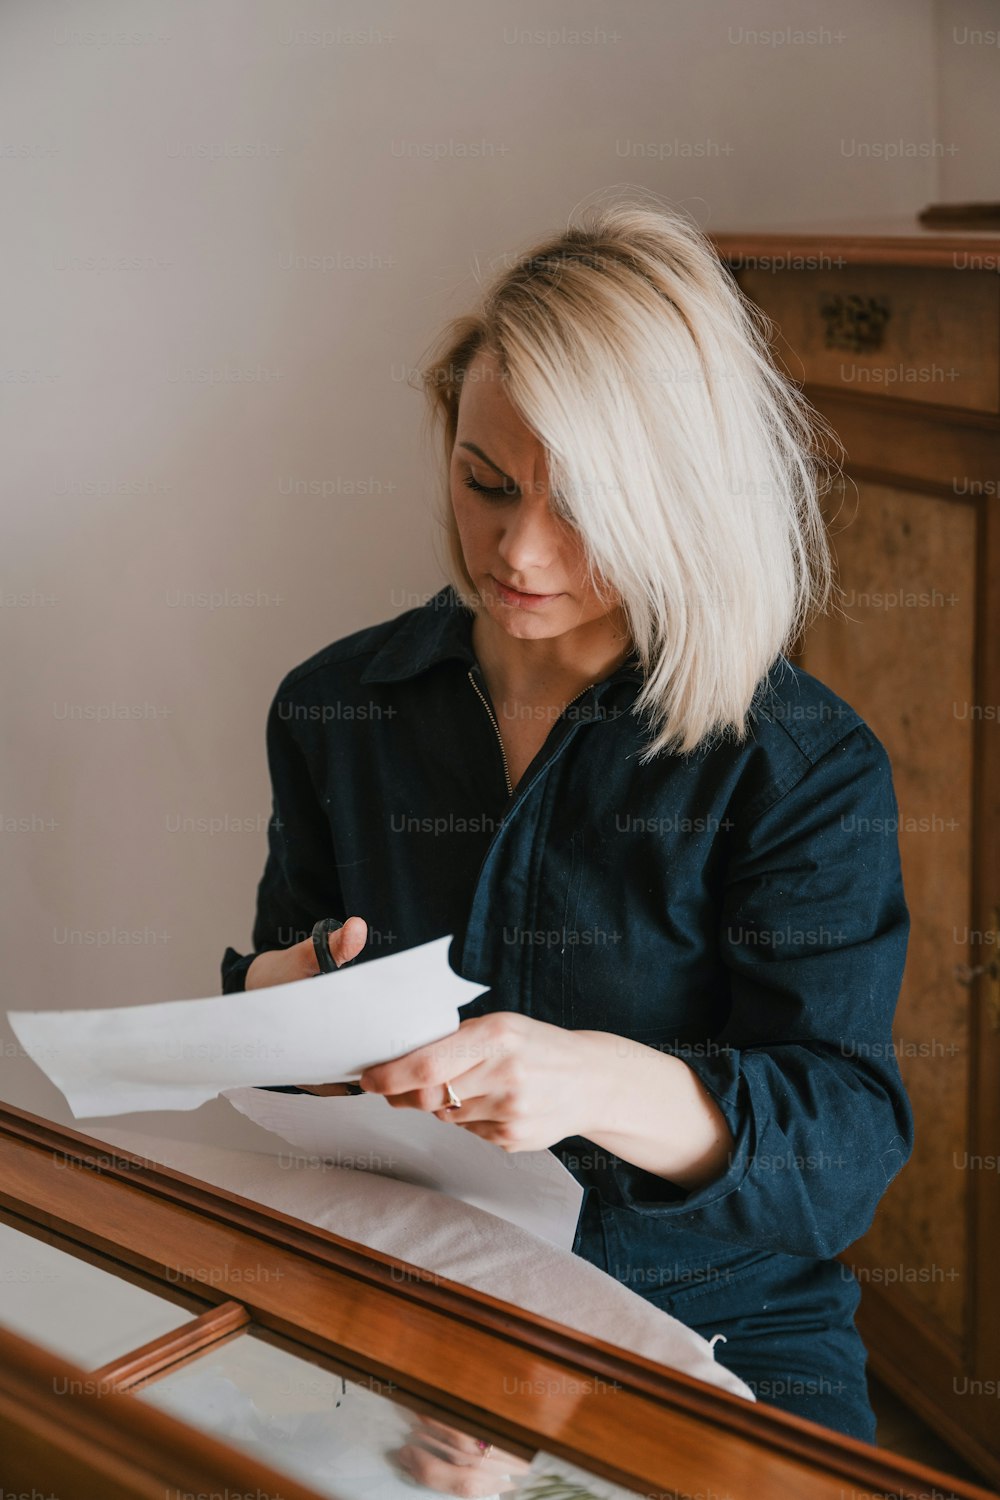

{"left": 707, "top": 217, "right": 1000, "bottom": 268}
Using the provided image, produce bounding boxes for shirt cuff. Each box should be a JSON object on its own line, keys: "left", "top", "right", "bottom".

{"left": 605, "top": 1045, "right": 757, "bottom": 1218}
{"left": 221, "top": 947, "right": 256, "bottom": 994}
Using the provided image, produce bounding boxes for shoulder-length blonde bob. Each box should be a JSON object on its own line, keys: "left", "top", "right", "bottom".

{"left": 418, "top": 196, "right": 841, "bottom": 762}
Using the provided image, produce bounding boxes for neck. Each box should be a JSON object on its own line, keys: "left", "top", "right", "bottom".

{"left": 470, "top": 604, "right": 635, "bottom": 704}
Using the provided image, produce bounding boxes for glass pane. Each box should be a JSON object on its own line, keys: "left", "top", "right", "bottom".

{"left": 0, "top": 1217, "right": 193, "bottom": 1367}
{"left": 516, "top": 1451, "right": 648, "bottom": 1500}
{"left": 137, "top": 1331, "right": 535, "bottom": 1499}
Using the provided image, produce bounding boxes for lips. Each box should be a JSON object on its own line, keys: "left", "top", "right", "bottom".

{"left": 498, "top": 581, "right": 544, "bottom": 596}
{"left": 491, "top": 574, "right": 560, "bottom": 603}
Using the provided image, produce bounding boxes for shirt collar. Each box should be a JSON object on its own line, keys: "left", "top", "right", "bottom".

{"left": 359, "top": 583, "right": 644, "bottom": 689}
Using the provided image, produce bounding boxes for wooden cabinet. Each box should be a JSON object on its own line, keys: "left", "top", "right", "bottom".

{"left": 710, "top": 219, "right": 1000, "bottom": 1488}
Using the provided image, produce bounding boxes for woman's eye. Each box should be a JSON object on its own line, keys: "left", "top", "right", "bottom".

{"left": 462, "top": 474, "right": 517, "bottom": 501}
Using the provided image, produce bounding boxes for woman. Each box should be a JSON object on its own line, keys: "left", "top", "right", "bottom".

{"left": 222, "top": 200, "right": 913, "bottom": 1451}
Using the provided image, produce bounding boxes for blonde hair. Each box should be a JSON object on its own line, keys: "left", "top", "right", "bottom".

{"left": 418, "top": 194, "right": 840, "bottom": 762}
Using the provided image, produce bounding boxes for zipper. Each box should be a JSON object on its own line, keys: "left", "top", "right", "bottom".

{"left": 467, "top": 666, "right": 596, "bottom": 801}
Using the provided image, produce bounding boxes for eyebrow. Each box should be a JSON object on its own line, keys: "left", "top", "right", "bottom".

{"left": 456, "top": 442, "right": 517, "bottom": 487}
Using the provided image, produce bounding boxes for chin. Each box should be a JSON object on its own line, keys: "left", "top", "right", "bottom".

{"left": 483, "top": 598, "right": 568, "bottom": 639}
{"left": 498, "top": 615, "right": 557, "bottom": 638}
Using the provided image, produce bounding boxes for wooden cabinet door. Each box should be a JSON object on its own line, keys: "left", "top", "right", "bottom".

{"left": 793, "top": 469, "right": 1000, "bottom": 1483}
{"left": 713, "top": 223, "right": 1000, "bottom": 1482}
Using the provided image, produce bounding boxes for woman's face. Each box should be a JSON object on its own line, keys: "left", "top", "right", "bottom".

{"left": 449, "top": 347, "right": 623, "bottom": 642}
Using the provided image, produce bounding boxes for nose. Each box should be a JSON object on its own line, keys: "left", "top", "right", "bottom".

{"left": 495, "top": 492, "right": 560, "bottom": 577}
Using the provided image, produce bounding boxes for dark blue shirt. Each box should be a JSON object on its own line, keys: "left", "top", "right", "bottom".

{"left": 221, "top": 582, "right": 913, "bottom": 1439}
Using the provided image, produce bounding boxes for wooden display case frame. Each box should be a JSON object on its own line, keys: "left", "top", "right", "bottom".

{"left": 0, "top": 1100, "right": 995, "bottom": 1500}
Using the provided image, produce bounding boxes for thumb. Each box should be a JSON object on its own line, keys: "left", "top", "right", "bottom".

{"left": 327, "top": 915, "right": 368, "bottom": 967}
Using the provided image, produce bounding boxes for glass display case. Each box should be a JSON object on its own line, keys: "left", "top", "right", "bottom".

{"left": 0, "top": 1100, "right": 994, "bottom": 1500}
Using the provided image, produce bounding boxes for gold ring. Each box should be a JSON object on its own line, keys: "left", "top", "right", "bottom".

{"left": 444, "top": 1080, "right": 462, "bottom": 1110}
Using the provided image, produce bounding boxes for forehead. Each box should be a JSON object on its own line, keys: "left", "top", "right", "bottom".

{"left": 455, "top": 349, "right": 541, "bottom": 452}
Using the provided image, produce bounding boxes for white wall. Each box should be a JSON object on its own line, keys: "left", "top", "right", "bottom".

{"left": 936, "top": 0, "right": 1000, "bottom": 201}
{"left": 0, "top": 0, "right": 991, "bottom": 1121}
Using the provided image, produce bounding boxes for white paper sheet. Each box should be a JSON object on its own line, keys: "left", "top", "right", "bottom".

{"left": 7, "top": 936, "right": 485, "bottom": 1119}
{"left": 221, "top": 1084, "right": 584, "bottom": 1250}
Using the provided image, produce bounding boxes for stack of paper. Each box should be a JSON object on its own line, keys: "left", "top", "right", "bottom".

{"left": 222, "top": 1084, "right": 583, "bottom": 1248}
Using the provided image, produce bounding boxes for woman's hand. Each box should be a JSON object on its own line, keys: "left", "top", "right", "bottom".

{"left": 393, "top": 1414, "right": 529, "bottom": 1495}
{"left": 358, "top": 1013, "right": 735, "bottom": 1189}
{"left": 246, "top": 916, "right": 368, "bottom": 1095}
{"left": 244, "top": 915, "right": 368, "bottom": 990}
{"left": 357, "top": 1011, "right": 597, "bottom": 1152}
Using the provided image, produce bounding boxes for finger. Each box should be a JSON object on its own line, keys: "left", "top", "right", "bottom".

{"left": 358, "top": 1031, "right": 469, "bottom": 1097}
{"left": 327, "top": 915, "right": 367, "bottom": 967}
{"left": 448, "top": 1118, "right": 534, "bottom": 1151}
{"left": 428, "top": 1085, "right": 515, "bottom": 1124}
{"left": 403, "top": 1435, "right": 528, "bottom": 1484}
{"left": 407, "top": 1414, "right": 479, "bottom": 1449}
{"left": 407, "top": 1436, "right": 520, "bottom": 1478}
{"left": 360, "top": 1017, "right": 500, "bottom": 1096}
{"left": 381, "top": 1072, "right": 489, "bottom": 1114}
{"left": 407, "top": 1417, "right": 530, "bottom": 1476}
{"left": 404, "top": 1428, "right": 478, "bottom": 1465}
{"left": 395, "top": 1440, "right": 521, "bottom": 1494}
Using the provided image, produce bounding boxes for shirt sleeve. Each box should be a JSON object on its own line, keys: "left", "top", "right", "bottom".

{"left": 604, "top": 722, "right": 915, "bottom": 1260}
{"left": 220, "top": 681, "right": 345, "bottom": 994}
